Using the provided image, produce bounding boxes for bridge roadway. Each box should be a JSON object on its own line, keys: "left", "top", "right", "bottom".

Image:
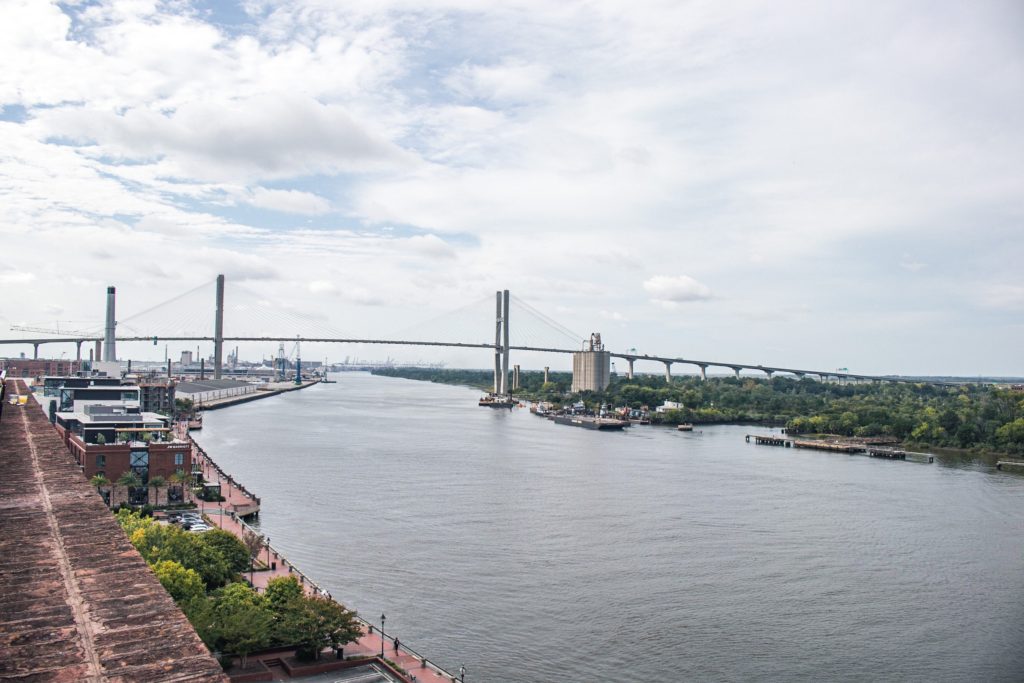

{"left": 1, "top": 335, "right": 941, "bottom": 385}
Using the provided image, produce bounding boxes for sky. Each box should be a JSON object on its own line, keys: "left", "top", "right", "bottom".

{"left": 1, "top": 0, "right": 1022, "bottom": 376}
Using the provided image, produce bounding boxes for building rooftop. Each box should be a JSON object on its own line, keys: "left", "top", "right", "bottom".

{"left": 0, "top": 379, "right": 227, "bottom": 682}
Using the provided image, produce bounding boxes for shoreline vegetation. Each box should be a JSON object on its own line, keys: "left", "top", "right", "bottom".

{"left": 370, "top": 368, "right": 1024, "bottom": 457}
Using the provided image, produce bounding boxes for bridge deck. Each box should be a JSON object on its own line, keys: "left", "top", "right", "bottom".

{"left": 0, "top": 380, "right": 227, "bottom": 682}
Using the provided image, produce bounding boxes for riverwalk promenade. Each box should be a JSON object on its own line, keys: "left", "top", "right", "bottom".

{"left": 184, "top": 430, "right": 461, "bottom": 683}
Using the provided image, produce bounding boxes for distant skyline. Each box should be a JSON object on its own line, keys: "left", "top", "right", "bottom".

{"left": 1, "top": 0, "right": 1022, "bottom": 375}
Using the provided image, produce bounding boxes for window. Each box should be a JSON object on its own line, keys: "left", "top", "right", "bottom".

{"left": 95, "top": 454, "right": 106, "bottom": 468}
{"left": 130, "top": 450, "right": 149, "bottom": 468}
{"left": 174, "top": 452, "right": 184, "bottom": 466}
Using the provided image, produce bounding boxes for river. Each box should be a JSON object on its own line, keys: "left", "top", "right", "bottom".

{"left": 194, "top": 372, "right": 1024, "bottom": 682}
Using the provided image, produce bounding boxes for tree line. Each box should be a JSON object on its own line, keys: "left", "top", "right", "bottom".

{"left": 372, "top": 368, "right": 1024, "bottom": 454}
{"left": 116, "top": 510, "right": 361, "bottom": 668}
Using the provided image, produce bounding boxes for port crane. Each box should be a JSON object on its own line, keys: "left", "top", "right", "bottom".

{"left": 274, "top": 338, "right": 303, "bottom": 383}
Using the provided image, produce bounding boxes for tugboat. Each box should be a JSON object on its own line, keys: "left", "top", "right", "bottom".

{"left": 188, "top": 414, "right": 203, "bottom": 430}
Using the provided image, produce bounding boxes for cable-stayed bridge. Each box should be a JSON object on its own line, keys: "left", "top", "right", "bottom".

{"left": 5, "top": 275, "right": 927, "bottom": 388}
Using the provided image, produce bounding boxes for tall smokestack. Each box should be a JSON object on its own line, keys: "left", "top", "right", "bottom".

{"left": 104, "top": 286, "right": 116, "bottom": 362}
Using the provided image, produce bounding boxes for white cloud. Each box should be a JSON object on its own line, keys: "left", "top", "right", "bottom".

{"left": 643, "top": 275, "right": 713, "bottom": 307}
{"left": 980, "top": 284, "right": 1024, "bottom": 312}
{"left": 0, "top": 0, "right": 1021, "bottom": 374}
{"left": 0, "top": 271, "right": 36, "bottom": 284}
{"left": 308, "top": 280, "right": 338, "bottom": 294}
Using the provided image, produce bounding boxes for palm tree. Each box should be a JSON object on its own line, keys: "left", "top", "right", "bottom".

{"left": 89, "top": 474, "right": 110, "bottom": 507}
{"left": 116, "top": 471, "right": 143, "bottom": 507}
{"left": 149, "top": 475, "right": 166, "bottom": 507}
{"left": 167, "top": 470, "right": 185, "bottom": 504}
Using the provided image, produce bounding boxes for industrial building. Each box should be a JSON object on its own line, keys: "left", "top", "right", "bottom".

{"left": 571, "top": 333, "right": 611, "bottom": 392}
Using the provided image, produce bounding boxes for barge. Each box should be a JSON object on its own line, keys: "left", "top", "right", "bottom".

{"left": 552, "top": 415, "right": 629, "bottom": 431}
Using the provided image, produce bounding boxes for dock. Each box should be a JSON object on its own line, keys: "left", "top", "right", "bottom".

{"left": 747, "top": 433, "right": 934, "bottom": 464}
{"left": 746, "top": 434, "right": 791, "bottom": 447}
{"left": 996, "top": 460, "right": 1024, "bottom": 471}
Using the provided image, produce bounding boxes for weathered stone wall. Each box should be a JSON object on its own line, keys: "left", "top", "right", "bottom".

{"left": 0, "top": 380, "right": 227, "bottom": 682}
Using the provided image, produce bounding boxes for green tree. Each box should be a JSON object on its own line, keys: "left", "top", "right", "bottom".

{"left": 148, "top": 475, "right": 166, "bottom": 507}
{"left": 90, "top": 474, "right": 110, "bottom": 505}
{"left": 116, "top": 470, "right": 143, "bottom": 506}
{"left": 199, "top": 528, "right": 250, "bottom": 575}
{"left": 277, "top": 594, "right": 361, "bottom": 661}
{"left": 265, "top": 575, "right": 304, "bottom": 611}
{"left": 241, "top": 530, "right": 265, "bottom": 584}
{"left": 210, "top": 584, "right": 273, "bottom": 668}
{"left": 153, "top": 560, "right": 206, "bottom": 604}
{"left": 995, "top": 418, "right": 1024, "bottom": 454}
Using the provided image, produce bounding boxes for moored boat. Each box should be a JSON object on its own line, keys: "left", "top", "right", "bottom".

{"left": 188, "top": 414, "right": 203, "bottom": 430}
{"left": 552, "top": 415, "right": 629, "bottom": 430}
{"left": 677, "top": 423, "right": 694, "bottom": 431}
{"left": 479, "top": 394, "right": 515, "bottom": 409}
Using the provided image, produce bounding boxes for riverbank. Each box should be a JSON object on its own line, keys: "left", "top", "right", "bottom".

{"left": 197, "top": 379, "right": 321, "bottom": 411}
{"left": 188, "top": 384, "right": 460, "bottom": 683}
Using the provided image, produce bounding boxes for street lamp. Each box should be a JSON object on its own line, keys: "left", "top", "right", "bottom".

{"left": 380, "top": 614, "right": 386, "bottom": 658}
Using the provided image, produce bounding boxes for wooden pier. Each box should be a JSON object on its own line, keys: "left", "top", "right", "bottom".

{"left": 996, "top": 460, "right": 1024, "bottom": 471}
{"left": 792, "top": 439, "right": 865, "bottom": 454}
{"left": 746, "top": 434, "right": 934, "bottom": 464}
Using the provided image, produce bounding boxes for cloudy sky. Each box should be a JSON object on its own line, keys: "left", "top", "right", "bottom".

{"left": 1, "top": 0, "right": 1021, "bottom": 375}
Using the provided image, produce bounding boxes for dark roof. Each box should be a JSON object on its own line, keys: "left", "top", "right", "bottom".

{"left": 0, "top": 379, "right": 227, "bottom": 682}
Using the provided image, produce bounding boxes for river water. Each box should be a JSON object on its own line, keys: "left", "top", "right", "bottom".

{"left": 194, "top": 373, "right": 1024, "bottom": 682}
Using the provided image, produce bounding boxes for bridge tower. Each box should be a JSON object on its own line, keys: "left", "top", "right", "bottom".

{"left": 213, "top": 274, "right": 225, "bottom": 379}
{"left": 493, "top": 289, "right": 511, "bottom": 396}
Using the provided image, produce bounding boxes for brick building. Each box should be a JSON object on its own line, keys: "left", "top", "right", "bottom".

{"left": 0, "top": 357, "right": 81, "bottom": 378}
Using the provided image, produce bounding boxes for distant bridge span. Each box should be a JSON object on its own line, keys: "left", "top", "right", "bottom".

{"left": 0, "top": 335, "right": 941, "bottom": 386}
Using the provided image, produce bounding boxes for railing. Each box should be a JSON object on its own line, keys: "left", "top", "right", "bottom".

{"left": 187, "top": 435, "right": 261, "bottom": 505}
{"left": 232, "top": 512, "right": 460, "bottom": 682}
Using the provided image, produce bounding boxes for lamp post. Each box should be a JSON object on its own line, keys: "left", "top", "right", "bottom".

{"left": 380, "top": 614, "right": 386, "bottom": 658}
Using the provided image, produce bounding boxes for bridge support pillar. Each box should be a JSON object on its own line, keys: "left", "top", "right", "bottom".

{"left": 733, "top": 367, "right": 741, "bottom": 378}
{"left": 819, "top": 373, "right": 829, "bottom": 382}
{"left": 543, "top": 366, "right": 549, "bottom": 384}
{"left": 75, "top": 340, "right": 82, "bottom": 362}
{"left": 213, "top": 274, "right": 225, "bottom": 379}
{"left": 663, "top": 361, "right": 672, "bottom": 383}
{"left": 502, "top": 289, "right": 510, "bottom": 395}
{"left": 698, "top": 364, "right": 707, "bottom": 381}
{"left": 494, "top": 292, "right": 502, "bottom": 394}
{"left": 627, "top": 358, "right": 634, "bottom": 380}
{"left": 764, "top": 370, "right": 774, "bottom": 379}
{"left": 33, "top": 343, "right": 39, "bottom": 359}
